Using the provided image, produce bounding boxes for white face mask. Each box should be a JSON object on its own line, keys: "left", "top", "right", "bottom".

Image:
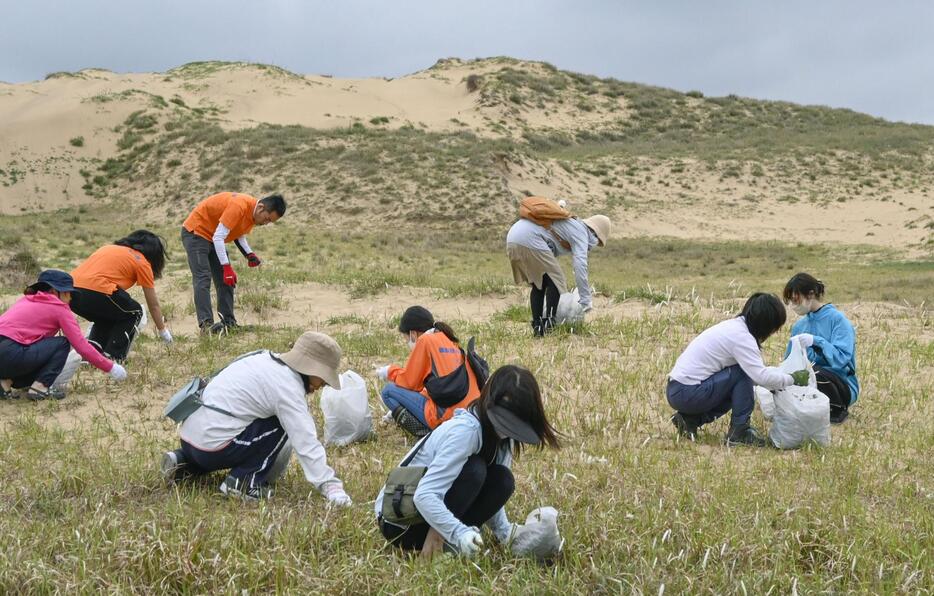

{"left": 407, "top": 333, "right": 417, "bottom": 350}
{"left": 792, "top": 302, "right": 811, "bottom": 316}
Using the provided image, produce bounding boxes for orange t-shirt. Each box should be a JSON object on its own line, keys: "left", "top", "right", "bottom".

{"left": 72, "top": 245, "right": 155, "bottom": 295}
{"left": 387, "top": 331, "right": 482, "bottom": 429}
{"left": 183, "top": 192, "right": 258, "bottom": 242}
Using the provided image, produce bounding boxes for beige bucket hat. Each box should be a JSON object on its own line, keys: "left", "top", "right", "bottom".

{"left": 279, "top": 331, "right": 342, "bottom": 389}
{"left": 582, "top": 214, "right": 611, "bottom": 246}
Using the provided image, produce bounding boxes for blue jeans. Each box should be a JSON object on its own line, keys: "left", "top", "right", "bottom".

{"left": 667, "top": 365, "right": 754, "bottom": 427}
{"left": 181, "top": 416, "right": 288, "bottom": 486}
{"left": 380, "top": 383, "right": 429, "bottom": 426}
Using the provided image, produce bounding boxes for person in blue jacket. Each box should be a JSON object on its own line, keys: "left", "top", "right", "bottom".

{"left": 783, "top": 273, "right": 859, "bottom": 424}
{"left": 375, "top": 365, "right": 561, "bottom": 557}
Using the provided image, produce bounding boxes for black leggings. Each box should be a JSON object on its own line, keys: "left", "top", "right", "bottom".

{"left": 70, "top": 288, "right": 143, "bottom": 361}
{"left": 815, "top": 366, "right": 851, "bottom": 418}
{"left": 530, "top": 274, "right": 560, "bottom": 326}
{"left": 381, "top": 455, "right": 515, "bottom": 551}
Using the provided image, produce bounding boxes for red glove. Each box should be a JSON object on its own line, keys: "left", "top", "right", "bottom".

{"left": 246, "top": 252, "right": 261, "bottom": 268}
{"left": 222, "top": 264, "right": 238, "bottom": 287}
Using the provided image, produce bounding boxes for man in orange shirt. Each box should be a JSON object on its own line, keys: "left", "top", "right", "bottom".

{"left": 181, "top": 192, "right": 286, "bottom": 334}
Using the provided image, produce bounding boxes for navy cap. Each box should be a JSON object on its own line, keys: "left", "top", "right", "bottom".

{"left": 37, "top": 270, "right": 75, "bottom": 292}
{"left": 488, "top": 405, "right": 541, "bottom": 445}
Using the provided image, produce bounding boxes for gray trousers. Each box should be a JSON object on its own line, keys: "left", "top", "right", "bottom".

{"left": 181, "top": 228, "right": 235, "bottom": 327}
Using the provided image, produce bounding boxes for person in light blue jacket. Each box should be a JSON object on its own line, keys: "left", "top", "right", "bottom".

{"left": 784, "top": 273, "right": 859, "bottom": 424}
{"left": 375, "top": 365, "right": 560, "bottom": 557}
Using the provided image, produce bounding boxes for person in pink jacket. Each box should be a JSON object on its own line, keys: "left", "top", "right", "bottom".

{"left": 0, "top": 270, "right": 127, "bottom": 400}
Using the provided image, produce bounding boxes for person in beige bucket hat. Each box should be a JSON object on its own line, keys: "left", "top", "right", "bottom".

{"left": 161, "top": 331, "right": 352, "bottom": 506}
{"left": 506, "top": 202, "right": 611, "bottom": 336}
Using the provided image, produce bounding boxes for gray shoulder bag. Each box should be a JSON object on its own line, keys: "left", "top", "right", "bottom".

{"left": 163, "top": 350, "right": 264, "bottom": 423}
{"left": 381, "top": 432, "right": 433, "bottom": 525}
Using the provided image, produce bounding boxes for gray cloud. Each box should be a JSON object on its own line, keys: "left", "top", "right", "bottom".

{"left": 2, "top": 0, "right": 933, "bottom": 123}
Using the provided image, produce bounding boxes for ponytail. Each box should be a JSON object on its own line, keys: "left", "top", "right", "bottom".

{"left": 24, "top": 282, "right": 52, "bottom": 295}
{"left": 432, "top": 321, "right": 459, "bottom": 344}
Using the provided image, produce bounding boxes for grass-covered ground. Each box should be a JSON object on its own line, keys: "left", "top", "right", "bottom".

{"left": 0, "top": 204, "right": 931, "bottom": 593}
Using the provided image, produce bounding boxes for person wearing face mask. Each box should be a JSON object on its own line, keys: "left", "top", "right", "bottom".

{"left": 375, "top": 365, "right": 561, "bottom": 558}
{"left": 0, "top": 270, "right": 127, "bottom": 401}
{"left": 783, "top": 273, "right": 859, "bottom": 424}
{"left": 376, "top": 306, "right": 481, "bottom": 437}
{"left": 667, "top": 293, "right": 810, "bottom": 446}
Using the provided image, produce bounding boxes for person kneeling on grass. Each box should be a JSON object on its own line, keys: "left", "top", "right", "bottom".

{"left": 376, "top": 365, "right": 560, "bottom": 557}
{"left": 375, "top": 306, "right": 481, "bottom": 437}
{"left": 161, "top": 331, "right": 352, "bottom": 506}
{"left": 783, "top": 273, "right": 859, "bottom": 424}
{"left": 70, "top": 230, "right": 172, "bottom": 362}
{"left": 0, "top": 270, "right": 127, "bottom": 401}
{"left": 666, "top": 293, "right": 810, "bottom": 446}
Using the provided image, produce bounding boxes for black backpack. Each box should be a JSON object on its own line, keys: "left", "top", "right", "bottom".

{"left": 423, "top": 337, "right": 490, "bottom": 408}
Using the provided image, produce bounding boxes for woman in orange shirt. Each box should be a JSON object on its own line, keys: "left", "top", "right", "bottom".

{"left": 376, "top": 306, "right": 481, "bottom": 437}
{"left": 70, "top": 230, "right": 171, "bottom": 361}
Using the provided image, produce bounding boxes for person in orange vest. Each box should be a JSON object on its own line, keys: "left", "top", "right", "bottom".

{"left": 376, "top": 306, "right": 481, "bottom": 437}
{"left": 70, "top": 230, "right": 171, "bottom": 361}
{"left": 181, "top": 192, "right": 286, "bottom": 334}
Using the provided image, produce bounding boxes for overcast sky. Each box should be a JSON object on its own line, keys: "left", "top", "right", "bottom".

{"left": 3, "top": 1, "right": 933, "bottom": 124}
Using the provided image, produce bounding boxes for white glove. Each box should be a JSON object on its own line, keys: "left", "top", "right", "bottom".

{"left": 323, "top": 483, "right": 352, "bottom": 507}
{"left": 375, "top": 365, "right": 390, "bottom": 381}
{"left": 159, "top": 328, "right": 173, "bottom": 344}
{"left": 793, "top": 333, "right": 815, "bottom": 348}
{"left": 109, "top": 363, "right": 127, "bottom": 381}
{"left": 456, "top": 528, "right": 484, "bottom": 556}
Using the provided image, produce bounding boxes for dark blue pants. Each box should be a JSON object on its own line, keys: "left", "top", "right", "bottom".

{"left": 0, "top": 336, "right": 70, "bottom": 388}
{"left": 667, "top": 364, "right": 754, "bottom": 427}
{"left": 180, "top": 416, "right": 288, "bottom": 487}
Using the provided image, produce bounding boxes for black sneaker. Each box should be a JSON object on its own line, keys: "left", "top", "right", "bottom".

{"left": 220, "top": 474, "right": 272, "bottom": 501}
{"left": 830, "top": 409, "right": 849, "bottom": 424}
{"left": 160, "top": 449, "right": 190, "bottom": 486}
{"left": 0, "top": 386, "right": 14, "bottom": 400}
{"left": 392, "top": 406, "right": 430, "bottom": 437}
{"left": 670, "top": 412, "right": 700, "bottom": 440}
{"left": 26, "top": 386, "right": 67, "bottom": 401}
{"left": 725, "top": 424, "right": 768, "bottom": 447}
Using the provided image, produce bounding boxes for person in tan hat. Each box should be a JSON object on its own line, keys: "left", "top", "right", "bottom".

{"left": 160, "top": 331, "right": 352, "bottom": 505}
{"left": 506, "top": 208, "right": 611, "bottom": 336}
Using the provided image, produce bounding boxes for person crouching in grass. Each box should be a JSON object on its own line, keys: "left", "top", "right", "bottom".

{"left": 783, "top": 273, "right": 859, "bottom": 424}
{"left": 375, "top": 306, "right": 481, "bottom": 437}
{"left": 70, "top": 230, "right": 172, "bottom": 362}
{"left": 376, "top": 365, "right": 560, "bottom": 557}
{"left": 0, "top": 270, "right": 127, "bottom": 400}
{"left": 161, "top": 331, "right": 352, "bottom": 506}
{"left": 666, "top": 293, "right": 810, "bottom": 446}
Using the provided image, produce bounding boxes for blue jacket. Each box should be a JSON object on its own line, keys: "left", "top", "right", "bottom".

{"left": 786, "top": 304, "right": 859, "bottom": 403}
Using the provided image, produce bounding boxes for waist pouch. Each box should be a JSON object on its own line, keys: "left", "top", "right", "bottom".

{"left": 381, "top": 432, "right": 433, "bottom": 525}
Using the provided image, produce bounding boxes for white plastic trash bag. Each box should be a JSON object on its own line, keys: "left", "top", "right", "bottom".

{"left": 51, "top": 349, "right": 83, "bottom": 391}
{"left": 555, "top": 289, "right": 585, "bottom": 325}
{"left": 511, "top": 506, "right": 564, "bottom": 561}
{"left": 754, "top": 386, "right": 775, "bottom": 421}
{"left": 320, "top": 370, "right": 373, "bottom": 446}
{"left": 768, "top": 337, "right": 831, "bottom": 449}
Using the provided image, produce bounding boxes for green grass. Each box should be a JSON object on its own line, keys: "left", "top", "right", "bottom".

{"left": 0, "top": 289, "right": 930, "bottom": 592}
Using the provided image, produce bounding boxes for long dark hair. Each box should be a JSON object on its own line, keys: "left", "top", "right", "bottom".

{"left": 432, "top": 321, "right": 459, "bottom": 344}
{"left": 24, "top": 282, "right": 52, "bottom": 295}
{"left": 783, "top": 272, "right": 826, "bottom": 303}
{"left": 472, "top": 365, "right": 560, "bottom": 462}
{"left": 739, "top": 292, "right": 787, "bottom": 346}
{"left": 114, "top": 230, "right": 168, "bottom": 278}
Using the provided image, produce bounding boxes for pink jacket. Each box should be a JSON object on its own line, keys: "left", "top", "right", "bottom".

{"left": 0, "top": 292, "right": 114, "bottom": 372}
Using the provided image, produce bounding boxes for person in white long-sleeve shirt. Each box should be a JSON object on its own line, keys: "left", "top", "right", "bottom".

{"left": 376, "top": 365, "right": 560, "bottom": 557}
{"left": 506, "top": 211, "right": 611, "bottom": 336}
{"left": 180, "top": 191, "right": 285, "bottom": 335}
{"left": 667, "top": 293, "right": 810, "bottom": 446}
{"left": 161, "top": 331, "right": 352, "bottom": 505}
